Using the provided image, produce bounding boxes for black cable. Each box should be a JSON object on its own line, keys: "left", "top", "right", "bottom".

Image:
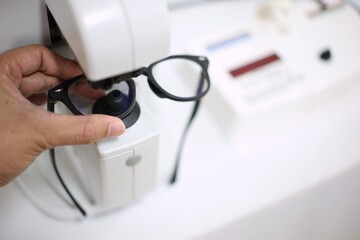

{"left": 50, "top": 148, "right": 87, "bottom": 217}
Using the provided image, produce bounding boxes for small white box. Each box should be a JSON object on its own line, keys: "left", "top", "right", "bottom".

{"left": 188, "top": 4, "right": 360, "bottom": 142}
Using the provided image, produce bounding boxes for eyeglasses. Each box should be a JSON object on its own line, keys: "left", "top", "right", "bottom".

{"left": 48, "top": 55, "right": 209, "bottom": 118}
{"left": 47, "top": 54, "right": 210, "bottom": 217}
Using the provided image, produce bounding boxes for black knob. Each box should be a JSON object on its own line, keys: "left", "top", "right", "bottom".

{"left": 93, "top": 89, "right": 131, "bottom": 116}
{"left": 320, "top": 49, "right": 332, "bottom": 61}
{"left": 106, "top": 89, "right": 128, "bottom": 113}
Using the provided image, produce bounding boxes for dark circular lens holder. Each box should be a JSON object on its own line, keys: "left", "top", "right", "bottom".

{"left": 92, "top": 80, "right": 140, "bottom": 128}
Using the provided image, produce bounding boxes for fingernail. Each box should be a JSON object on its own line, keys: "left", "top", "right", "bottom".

{"left": 108, "top": 120, "right": 126, "bottom": 137}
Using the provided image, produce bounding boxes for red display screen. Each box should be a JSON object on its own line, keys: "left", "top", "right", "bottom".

{"left": 230, "top": 53, "right": 280, "bottom": 78}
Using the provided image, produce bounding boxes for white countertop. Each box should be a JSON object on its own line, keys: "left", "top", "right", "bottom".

{"left": 1, "top": 1, "right": 360, "bottom": 240}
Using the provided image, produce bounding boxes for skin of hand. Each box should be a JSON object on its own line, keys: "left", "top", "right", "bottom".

{"left": 0, "top": 45, "right": 126, "bottom": 187}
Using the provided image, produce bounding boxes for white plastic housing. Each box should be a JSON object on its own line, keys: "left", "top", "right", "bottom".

{"left": 14, "top": 97, "right": 160, "bottom": 218}
{"left": 46, "top": 0, "right": 170, "bottom": 81}
{"left": 73, "top": 100, "right": 160, "bottom": 210}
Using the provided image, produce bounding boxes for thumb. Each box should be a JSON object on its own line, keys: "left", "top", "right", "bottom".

{"left": 40, "top": 112, "right": 126, "bottom": 147}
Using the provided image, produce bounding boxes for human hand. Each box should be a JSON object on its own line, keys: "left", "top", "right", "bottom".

{"left": 0, "top": 45, "right": 126, "bottom": 187}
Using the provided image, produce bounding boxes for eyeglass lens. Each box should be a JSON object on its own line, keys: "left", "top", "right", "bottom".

{"left": 151, "top": 58, "right": 209, "bottom": 98}
{"left": 68, "top": 78, "right": 133, "bottom": 116}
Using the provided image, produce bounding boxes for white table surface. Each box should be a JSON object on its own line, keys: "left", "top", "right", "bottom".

{"left": 1, "top": 1, "right": 360, "bottom": 240}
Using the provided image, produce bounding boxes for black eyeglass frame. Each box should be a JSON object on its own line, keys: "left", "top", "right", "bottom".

{"left": 47, "top": 75, "right": 137, "bottom": 119}
{"left": 88, "top": 54, "right": 210, "bottom": 102}
{"left": 48, "top": 55, "right": 210, "bottom": 115}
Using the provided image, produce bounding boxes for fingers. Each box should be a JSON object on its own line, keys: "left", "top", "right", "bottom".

{"left": 38, "top": 111, "right": 126, "bottom": 148}
{"left": 69, "top": 79, "right": 106, "bottom": 100}
{"left": 0, "top": 45, "right": 81, "bottom": 82}
{"left": 27, "top": 94, "right": 48, "bottom": 106}
{"left": 0, "top": 45, "right": 127, "bottom": 150}
{"left": 21, "top": 72, "right": 62, "bottom": 95}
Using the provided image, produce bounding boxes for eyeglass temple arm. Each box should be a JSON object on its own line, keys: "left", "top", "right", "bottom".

{"left": 47, "top": 99, "right": 55, "bottom": 112}
{"left": 170, "top": 99, "right": 201, "bottom": 184}
{"left": 46, "top": 99, "right": 87, "bottom": 217}
{"left": 170, "top": 72, "right": 206, "bottom": 184}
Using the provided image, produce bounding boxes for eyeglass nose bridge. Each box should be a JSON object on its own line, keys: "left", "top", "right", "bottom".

{"left": 134, "top": 67, "right": 147, "bottom": 77}
{"left": 89, "top": 67, "right": 148, "bottom": 90}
